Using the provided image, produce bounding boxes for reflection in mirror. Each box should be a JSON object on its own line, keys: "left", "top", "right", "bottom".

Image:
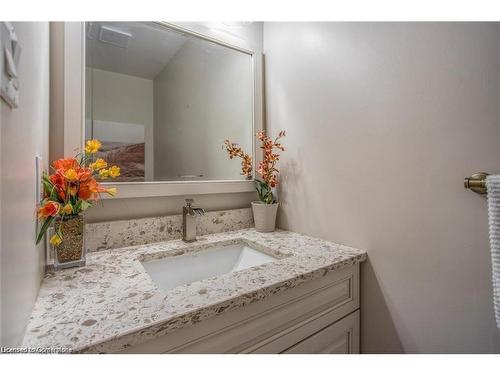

{"left": 85, "top": 22, "right": 254, "bottom": 183}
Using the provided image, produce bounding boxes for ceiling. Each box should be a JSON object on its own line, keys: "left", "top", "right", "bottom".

{"left": 85, "top": 22, "right": 188, "bottom": 79}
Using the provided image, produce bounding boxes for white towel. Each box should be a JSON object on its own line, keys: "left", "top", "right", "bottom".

{"left": 486, "top": 175, "right": 500, "bottom": 331}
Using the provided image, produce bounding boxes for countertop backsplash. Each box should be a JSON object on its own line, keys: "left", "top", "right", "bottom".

{"left": 84, "top": 208, "right": 254, "bottom": 253}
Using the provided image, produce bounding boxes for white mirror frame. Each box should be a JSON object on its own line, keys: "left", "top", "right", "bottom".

{"left": 63, "top": 22, "right": 263, "bottom": 199}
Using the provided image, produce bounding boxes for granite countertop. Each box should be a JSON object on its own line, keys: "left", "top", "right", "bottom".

{"left": 22, "top": 229, "right": 367, "bottom": 353}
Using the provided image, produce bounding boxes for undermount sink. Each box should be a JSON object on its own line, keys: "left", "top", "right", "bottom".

{"left": 141, "top": 242, "right": 278, "bottom": 292}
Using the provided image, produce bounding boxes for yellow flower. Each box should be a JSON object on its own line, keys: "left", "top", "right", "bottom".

{"left": 105, "top": 187, "right": 117, "bottom": 196}
{"left": 108, "top": 165, "right": 121, "bottom": 178}
{"left": 63, "top": 168, "right": 78, "bottom": 181}
{"left": 85, "top": 139, "right": 102, "bottom": 154}
{"left": 99, "top": 169, "right": 110, "bottom": 179}
{"left": 50, "top": 233, "right": 62, "bottom": 246}
{"left": 89, "top": 158, "right": 107, "bottom": 171}
{"left": 61, "top": 203, "right": 73, "bottom": 215}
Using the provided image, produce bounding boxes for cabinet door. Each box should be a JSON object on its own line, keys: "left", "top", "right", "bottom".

{"left": 282, "top": 310, "right": 359, "bottom": 354}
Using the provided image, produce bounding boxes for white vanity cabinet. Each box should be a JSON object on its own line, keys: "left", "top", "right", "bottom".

{"left": 119, "top": 264, "right": 360, "bottom": 354}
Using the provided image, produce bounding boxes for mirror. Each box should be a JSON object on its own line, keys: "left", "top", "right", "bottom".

{"left": 84, "top": 22, "right": 254, "bottom": 183}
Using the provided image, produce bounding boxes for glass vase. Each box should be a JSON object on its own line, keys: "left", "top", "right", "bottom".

{"left": 52, "top": 214, "right": 86, "bottom": 270}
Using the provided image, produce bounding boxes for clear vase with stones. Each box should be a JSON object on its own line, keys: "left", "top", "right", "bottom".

{"left": 52, "top": 214, "right": 86, "bottom": 270}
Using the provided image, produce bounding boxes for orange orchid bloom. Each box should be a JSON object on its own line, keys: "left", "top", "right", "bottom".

{"left": 223, "top": 140, "right": 253, "bottom": 178}
{"left": 223, "top": 131, "right": 285, "bottom": 203}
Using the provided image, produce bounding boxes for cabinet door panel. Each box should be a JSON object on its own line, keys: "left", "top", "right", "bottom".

{"left": 283, "top": 310, "right": 359, "bottom": 354}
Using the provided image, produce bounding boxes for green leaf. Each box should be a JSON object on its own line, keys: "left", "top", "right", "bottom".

{"left": 74, "top": 200, "right": 82, "bottom": 212}
{"left": 36, "top": 216, "right": 55, "bottom": 245}
{"left": 80, "top": 200, "right": 92, "bottom": 211}
{"left": 263, "top": 190, "right": 274, "bottom": 204}
{"left": 254, "top": 179, "right": 276, "bottom": 203}
{"left": 42, "top": 174, "right": 57, "bottom": 196}
{"left": 42, "top": 179, "right": 58, "bottom": 201}
{"left": 255, "top": 182, "right": 262, "bottom": 197}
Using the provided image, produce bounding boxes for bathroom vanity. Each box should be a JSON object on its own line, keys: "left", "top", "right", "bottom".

{"left": 23, "top": 224, "right": 366, "bottom": 354}
{"left": 131, "top": 261, "right": 361, "bottom": 354}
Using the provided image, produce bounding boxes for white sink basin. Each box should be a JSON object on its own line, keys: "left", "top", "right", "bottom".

{"left": 141, "top": 242, "right": 277, "bottom": 292}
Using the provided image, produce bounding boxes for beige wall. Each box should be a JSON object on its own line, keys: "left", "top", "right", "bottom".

{"left": 49, "top": 22, "right": 64, "bottom": 166}
{"left": 0, "top": 38, "right": 2, "bottom": 343}
{"left": 264, "top": 22, "right": 500, "bottom": 353}
{"left": 153, "top": 39, "right": 253, "bottom": 180}
{"left": 0, "top": 22, "right": 50, "bottom": 345}
{"left": 89, "top": 68, "right": 154, "bottom": 180}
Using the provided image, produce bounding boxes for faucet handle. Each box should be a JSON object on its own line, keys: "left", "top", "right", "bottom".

{"left": 185, "top": 198, "right": 194, "bottom": 206}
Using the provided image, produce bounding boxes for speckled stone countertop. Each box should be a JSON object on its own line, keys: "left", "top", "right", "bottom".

{"left": 23, "top": 229, "right": 367, "bottom": 353}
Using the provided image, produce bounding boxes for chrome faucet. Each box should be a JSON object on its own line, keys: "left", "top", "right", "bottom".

{"left": 182, "top": 198, "right": 205, "bottom": 242}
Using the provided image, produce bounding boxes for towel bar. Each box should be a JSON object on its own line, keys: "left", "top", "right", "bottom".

{"left": 464, "top": 172, "right": 489, "bottom": 195}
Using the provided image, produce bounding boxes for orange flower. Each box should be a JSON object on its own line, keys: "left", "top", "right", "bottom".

{"left": 49, "top": 173, "right": 67, "bottom": 200}
{"left": 77, "top": 169, "right": 92, "bottom": 182}
{"left": 52, "top": 158, "right": 79, "bottom": 172}
{"left": 78, "top": 178, "right": 107, "bottom": 200}
{"left": 78, "top": 179, "right": 97, "bottom": 200}
{"left": 37, "top": 201, "right": 60, "bottom": 219}
{"left": 63, "top": 168, "right": 78, "bottom": 181}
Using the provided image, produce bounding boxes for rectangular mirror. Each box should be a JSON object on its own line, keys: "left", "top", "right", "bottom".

{"left": 84, "top": 22, "right": 255, "bottom": 183}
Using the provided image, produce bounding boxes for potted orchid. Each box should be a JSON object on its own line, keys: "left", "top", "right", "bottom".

{"left": 223, "top": 130, "right": 285, "bottom": 232}
{"left": 36, "top": 139, "right": 120, "bottom": 269}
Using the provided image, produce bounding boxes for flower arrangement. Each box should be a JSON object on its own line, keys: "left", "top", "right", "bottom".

{"left": 35, "top": 139, "right": 120, "bottom": 246}
{"left": 223, "top": 130, "right": 285, "bottom": 204}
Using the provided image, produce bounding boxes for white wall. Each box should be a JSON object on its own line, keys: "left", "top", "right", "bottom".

{"left": 264, "top": 22, "right": 500, "bottom": 353}
{"left": 89, "top": 68, "right": 154, "bottom": 180}
{"left": 0, "top": 22, "right": 50, "bottom": 345}
{"left": 153, "top": 39, "right": 253, "bottom": 180}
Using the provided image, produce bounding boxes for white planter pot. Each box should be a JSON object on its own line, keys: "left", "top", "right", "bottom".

{"left": 251, "top": 201, "right": 279, "bottom": 232}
